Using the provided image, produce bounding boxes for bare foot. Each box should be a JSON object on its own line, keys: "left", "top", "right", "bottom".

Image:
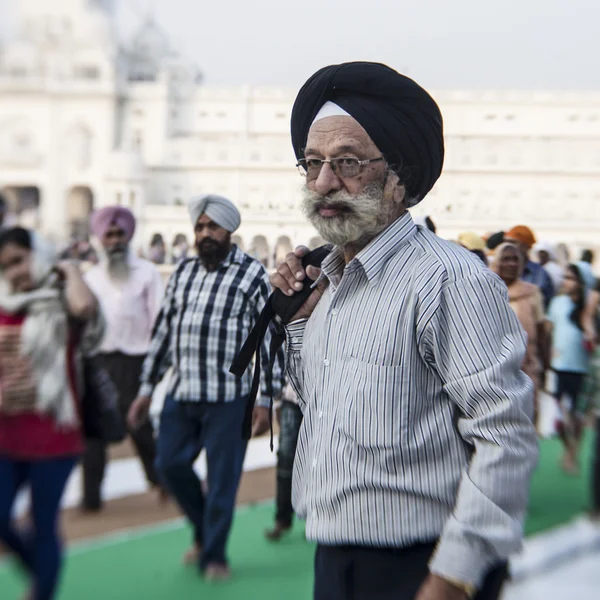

{"left": 264, "top": 522, "right": 291, "bottom": 542}
{"left": 155, "top": 485, "right": 169, "bottom": 505}
{"left": 561, "top": 452, "right": 579, "bottom": 475}
{"left": 204, "top": 563, "right": 231, "bottom": 582}
{"left": 182, "top": 543, "right": 202, "bottom": 566}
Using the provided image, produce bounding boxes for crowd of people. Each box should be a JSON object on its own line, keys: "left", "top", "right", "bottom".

{"left": 453, "top": 223, "right": 599, "bottom": 479}
{"left": 0, "top": 61, "right": 598, "bottom": 600}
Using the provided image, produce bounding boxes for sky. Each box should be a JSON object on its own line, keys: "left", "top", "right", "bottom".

{"left": 0, "top": 0, "right": 598, "bottom": 89}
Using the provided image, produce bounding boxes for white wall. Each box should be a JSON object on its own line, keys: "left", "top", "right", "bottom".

{"left": 1, "top": 0, "right": 600, "bottom": 261}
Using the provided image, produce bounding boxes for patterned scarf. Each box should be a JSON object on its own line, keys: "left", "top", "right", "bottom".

{"left": 0, "top": 236, "right": 82, "bottom": 425}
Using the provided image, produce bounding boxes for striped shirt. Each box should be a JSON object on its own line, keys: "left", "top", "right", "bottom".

{"left": 285, "top": 212, "right": 538, "bottom": 588}
{"left": 140, "top": 245, "right": 284, "bottom": 406}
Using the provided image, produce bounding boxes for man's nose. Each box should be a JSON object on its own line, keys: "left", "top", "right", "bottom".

{"left": 314, "top": 162, "right": 342, "bottom": 197}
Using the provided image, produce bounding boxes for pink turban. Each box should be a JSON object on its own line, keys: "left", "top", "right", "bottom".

{"left": 90, "top": 206, "right": 136, "bottom": 241}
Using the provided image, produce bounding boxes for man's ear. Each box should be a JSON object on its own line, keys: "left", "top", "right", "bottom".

{"left": 383, "top": 171, "right": 406, "bottom": 207}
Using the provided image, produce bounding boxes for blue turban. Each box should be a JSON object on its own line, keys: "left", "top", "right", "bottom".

{"left": 188, "top": 195, "right": 241, "bottom": 233}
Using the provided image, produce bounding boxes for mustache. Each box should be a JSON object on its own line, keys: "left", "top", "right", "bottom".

{"left": 196, "top": 238, "right": 229, "bottom": 257}
{"left": 300, "top": 182, "right": 389, "bottom": 247}
{"left": 304, "top": 193, "right": 357, "bottom": 215}
{"left": 108, "top": 245, "right": 128, "bottom": 257}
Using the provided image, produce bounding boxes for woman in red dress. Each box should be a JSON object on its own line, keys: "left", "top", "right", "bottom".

{"left": 0, "top": 227, "right": 104, "bottom": 600}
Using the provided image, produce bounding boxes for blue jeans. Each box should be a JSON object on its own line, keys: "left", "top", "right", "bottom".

{"left": 155, "top": 395, "right": 248, "bottom": 569}
{"left": 0, "top": 456, "right": 77, "bottom": 600}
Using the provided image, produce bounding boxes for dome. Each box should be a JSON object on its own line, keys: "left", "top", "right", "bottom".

{"left": 131, "top": 18, "right": 170, "bottom": 58}
{"left": 126, "top": 18, "right": 172, "bottom": 82}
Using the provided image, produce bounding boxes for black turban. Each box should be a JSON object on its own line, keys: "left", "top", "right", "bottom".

{"left": 486, "top": 231, "right": 505, "bottom": 250}
{"left": 291, "top": 62, "right": 445, "bottom": 203}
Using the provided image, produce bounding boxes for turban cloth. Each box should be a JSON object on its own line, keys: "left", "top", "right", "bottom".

{"left": 291, "top": 61, "right": 445, "bottom": 203}
{"left": 533, "top": 241, "right": 557, "bottom": 260}
{"left": 90, "top": 206, "right": 136, "bottom": 241}
{"left": 458, "top": 231, "right": 486, "bottom": 251}
{"left": 486, "top": 231, "right": 505, "bottom": 250}
{"left": 188, "top": 195, "right": 241, "bottom": 233}
{"left": 505, "top": 225, "right": 536, "bottom": 249}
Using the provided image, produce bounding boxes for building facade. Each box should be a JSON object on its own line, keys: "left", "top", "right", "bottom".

{"left": 1, "top": 0, "right": 599, "bottom": 265}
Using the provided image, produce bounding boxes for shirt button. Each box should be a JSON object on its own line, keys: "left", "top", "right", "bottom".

{"left": 319, "top": 411, "right": 323, "bottom": 418}
{"left": 312, "top": 458, "right": 317, "bottom": 468}
{"left": 331, "top": 308, "right": 338, "bottom": 316}
{"left": 323, "top": 358, "right": 330, "bottom": 367}
{"left": 292, "top": 337, "right": 300, "bottom": 343}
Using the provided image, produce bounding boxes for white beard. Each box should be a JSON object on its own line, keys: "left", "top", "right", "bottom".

{"left": 98, "top": 247, "right": 131, "bottom": 283}
{"left": 301, "top": 182, "right": 393, "bottom": 247}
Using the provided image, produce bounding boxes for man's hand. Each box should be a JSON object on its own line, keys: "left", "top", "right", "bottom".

{"left": 415, "top": 575, "right": 469, "bottom": 600}
{"left": 54, "top": 260, "right": 80, "bottom": 280}
{"left": 127, "top": 396, "right": 152, "bottom": 430}
{"left": 252, "top": 406, "right": 271, "bottom": 437}
{"left": 270, "top": 246, "right": 327, "bottom": 323}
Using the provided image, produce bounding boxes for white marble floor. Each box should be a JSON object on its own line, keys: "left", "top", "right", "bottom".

{"left": 504, "top": 550, "right": 600, "bottom": 599}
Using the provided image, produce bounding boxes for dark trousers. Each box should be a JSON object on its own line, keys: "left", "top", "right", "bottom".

{"left": 0, "top": 456, "right": 77, "bottom": 600}
{"left": 593, "top": 415, "right": 600, "bottom": 511}
{"left": 275, "top": 401, "right": 303, "bottom": 526}
{"left": 314, "top": 543, "right": 508, "bottom": 600}
{"left": 82, "top": 352, "right": 158, "bottom": 509}
{"left": 155, "top": 394, "right": 248, "bottom": 569}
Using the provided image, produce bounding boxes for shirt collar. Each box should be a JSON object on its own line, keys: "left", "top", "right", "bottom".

{"left": 219, "top": 244, "right": 245, "bottom": 268}
{"left": 320, "top": 212, "right": 417, "bottom": 288}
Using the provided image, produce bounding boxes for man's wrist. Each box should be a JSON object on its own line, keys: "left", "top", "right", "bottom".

{"left": 437, "top": 575, "right": 476, "bottom": 599}
{"left": 138, "top": 383, "right": 154, "bottom": 398}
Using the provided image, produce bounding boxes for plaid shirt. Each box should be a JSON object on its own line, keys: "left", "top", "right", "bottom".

{"left": 139, "top": 245, "right": 284, "bottom": 406}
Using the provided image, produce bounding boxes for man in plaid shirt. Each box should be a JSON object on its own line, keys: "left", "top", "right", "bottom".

{"left": 129, "top": 195, "right": 284, "bottom": 581}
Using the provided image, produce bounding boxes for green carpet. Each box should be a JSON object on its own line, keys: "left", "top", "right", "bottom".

{"left": 0, "top": 436, "right": 594, "bottom": 600}
{"left": 525, "top": 434, "right": 592, "bottom": 535}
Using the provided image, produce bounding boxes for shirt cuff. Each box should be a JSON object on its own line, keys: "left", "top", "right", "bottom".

{"left": 256, "top": 395, "right": 272, "bottom": 409}
{"left": 138, "top": 382, "right": 155, "bottom": 398}
{"left": 428, "top": 533, "right": 495, "bottom": 589}
{"left": 285, "top": 319, "right": 308, "bottom": 352}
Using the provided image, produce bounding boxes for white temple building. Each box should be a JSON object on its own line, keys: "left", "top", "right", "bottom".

{"left": 1, "top": 0, "right": 599, "bottom": 265}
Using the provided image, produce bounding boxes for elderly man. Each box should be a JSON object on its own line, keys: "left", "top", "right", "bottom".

{"left": 505, "top": 225, "right": 554, "bottom": 309}
{"left": 128, "top": 195, "right": 284, "bottom": 581}
{"left": 82, "top": 206, "right": 164, "bottom": 511}
{"left": 271, "top": 62, "right": 538, "bottom": 600}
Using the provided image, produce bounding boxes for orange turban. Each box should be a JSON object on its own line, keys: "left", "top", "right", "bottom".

{"left": 505, "top": 225, "right": 536, "bottom": 249}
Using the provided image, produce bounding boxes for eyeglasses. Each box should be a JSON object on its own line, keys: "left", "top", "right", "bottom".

{"left": 105, "top": 229, "right": 127, "bottom": 240}
{"left": 296, "top": 156, "right": 385, "bottom": 179}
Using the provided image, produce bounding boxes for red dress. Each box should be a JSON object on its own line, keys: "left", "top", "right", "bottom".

{"left": 0, "top": 311, "right": 83, "bottom": 459}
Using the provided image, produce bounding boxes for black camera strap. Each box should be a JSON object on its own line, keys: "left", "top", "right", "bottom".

{"left": 230, "top": 245, "right": 331, "bottom": 449}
